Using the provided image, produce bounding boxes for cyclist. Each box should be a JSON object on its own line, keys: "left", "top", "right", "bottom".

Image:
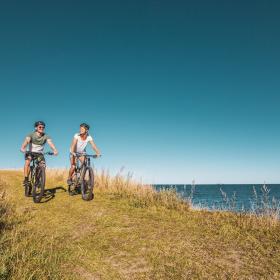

{"left": 20, "top": 121, "right": 58, "bottom": 187}
{"left": 67, "top": 123, "right": 101, "bottom": 185}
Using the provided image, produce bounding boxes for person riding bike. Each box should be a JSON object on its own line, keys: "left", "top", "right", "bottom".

{"left": 67, "top": 123, "right": 101, "bottom": 186}
{"left": 20, "top": 121, "right": 58, "bottom": 187}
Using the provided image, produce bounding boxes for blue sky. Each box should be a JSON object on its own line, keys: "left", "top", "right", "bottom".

{"left": 0, "top": 1, "right": 280, "bottom": 183}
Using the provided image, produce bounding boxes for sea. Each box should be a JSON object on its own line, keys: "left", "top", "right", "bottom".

{"left": 153, "top": 184, "right": 280, "bottom": 212}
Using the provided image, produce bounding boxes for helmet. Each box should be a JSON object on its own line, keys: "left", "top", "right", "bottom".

{"left": 80, "top": 123, "right": 90, "bottom": 130}
{"left": 34, "top": 121, "right": 46, "bottom": 127}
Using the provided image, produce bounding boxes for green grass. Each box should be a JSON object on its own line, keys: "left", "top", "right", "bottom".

{"left": 1, "top": 170, "right": 280, "bottom": 279}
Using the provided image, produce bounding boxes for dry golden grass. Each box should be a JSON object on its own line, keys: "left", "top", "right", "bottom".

{"left": 0, "top": 169, "right": 280, "bottom": 280}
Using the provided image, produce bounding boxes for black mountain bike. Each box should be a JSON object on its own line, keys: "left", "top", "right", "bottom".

{"left": 25, "top": 151, "right": 54, "bottom": 203}
{"left": 68, "top": 153, "right": 98, "bottom": 201}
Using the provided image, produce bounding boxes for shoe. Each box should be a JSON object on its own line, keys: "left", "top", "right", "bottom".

{"left": 67, "top": 179, "right": 73, "bottom": 186}
{"left": 23, "top": 178, "right": 30, "bottom": 187}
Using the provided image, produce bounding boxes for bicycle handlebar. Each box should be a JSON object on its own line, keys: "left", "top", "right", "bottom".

{"left": 72, "top": 152, "right": 100, "bottom": 158}
{"left": 25, "top": 151, "right": 54, "bottom": 156}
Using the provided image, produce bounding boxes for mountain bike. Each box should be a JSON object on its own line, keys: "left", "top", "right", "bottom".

{"left": 68, "top": 153, "right": 98, "bottom": 201}
{"left": 25, "top": 151, "right": 54, "bottom": 203}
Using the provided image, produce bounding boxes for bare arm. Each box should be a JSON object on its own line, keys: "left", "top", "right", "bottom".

{"left": 20, "top": 136, "right": 31, "bottom": 153}
{"left": 89, "top": 139, "right": 101, "bottom": 156}
{"left": 47, "top": 139, "right": 58, "bottom": 155}
{"left": 70, "top": 138, "right": 78, "bottom": 154}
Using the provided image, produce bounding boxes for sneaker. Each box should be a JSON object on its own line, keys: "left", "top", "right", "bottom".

{"left": 67, "top": 178, "right": 73, "bottom": 186}
{"left": 23, "top": 178, "right": 30, "bottom": 187}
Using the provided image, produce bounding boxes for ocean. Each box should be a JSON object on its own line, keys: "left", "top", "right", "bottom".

{"left": 153, "top": 184, "right": 280, "bottom": 212}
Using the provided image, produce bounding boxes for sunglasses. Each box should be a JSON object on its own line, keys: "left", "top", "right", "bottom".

{"left": 38, "top": 126, "right": 45, "bottom": 129}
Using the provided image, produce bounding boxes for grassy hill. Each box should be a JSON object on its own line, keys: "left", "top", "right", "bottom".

{"left": 0, "top": 170, "right": 280, "bottom": 280}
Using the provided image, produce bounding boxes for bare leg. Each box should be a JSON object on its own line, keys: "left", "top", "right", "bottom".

{"left": 68, "top": 166, "right": 76, "bottom": 180}
{"left": 79, "top": 156, "right": 85, "bottom": 166}
{"left": 68, "top": 156, "right": 76, "bottom": 181}
{"left": 24, "top": 159, "right": 31, "bottom": 178}
{"left": 67, "top": 156, "right": 85, "bottom": 183}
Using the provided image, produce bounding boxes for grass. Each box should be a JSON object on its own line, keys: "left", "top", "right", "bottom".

{"left": 0, "top": 170, "right": 280, "bottom": 279}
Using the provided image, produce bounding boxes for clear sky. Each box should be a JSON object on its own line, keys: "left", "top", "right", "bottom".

{"left": 0, "top": 1, "right": 280, "bottom": 184}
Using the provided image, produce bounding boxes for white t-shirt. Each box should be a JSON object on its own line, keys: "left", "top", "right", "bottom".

{"left": 73, "top": 133, "right": 93, "bottom": 153}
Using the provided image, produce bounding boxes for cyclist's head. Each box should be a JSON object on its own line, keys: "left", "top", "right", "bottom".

{"left": 80, "top": 123, "right": 90, "bottom": 130}
{"left": 80, "top": 123, "right": 90, "bottom": 134}
{"left": 34, "top": 121, "right": 45, "bottom": 132}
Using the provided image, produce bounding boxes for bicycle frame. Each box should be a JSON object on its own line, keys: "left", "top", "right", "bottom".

{"left": 72, "top": 153, "right": 97, "bottom": 182}
{"left": 69, "top": 153, "right": 98, "bottom": 200}
{"left": 27, "top": 152, "right": 46, "bottom": 177}
{"left": 25, "top": 151, "right": 54, "bottom": 202}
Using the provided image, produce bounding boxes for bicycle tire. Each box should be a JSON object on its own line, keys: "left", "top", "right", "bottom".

{"left": 32, "top": 166, "right": 46, "bottom": 203}
{"left": 25, "top": 183, "right": 31, "bottom": 197}
{"left": 68, "top": 173, "right": 78, "bottom": 195}
{"left": 25, "top": 181, "right": 31, "bottom": 197}
{"left": 81, "top": 166, "right": 94, "bottom": 201}
{"left": 25, "top": 167, "right": 33, "bottom": 197}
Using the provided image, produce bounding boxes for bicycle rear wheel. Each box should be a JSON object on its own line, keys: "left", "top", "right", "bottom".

{"left": 32, "top": 166, "right": 46, "bottom": 203}
{"left": 68, "top": 173, "right": 80, "bottom": 195}
{"left": 81, "top": 167, "right": 94, "bottom": 201}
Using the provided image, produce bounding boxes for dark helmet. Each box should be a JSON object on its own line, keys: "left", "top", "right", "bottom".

{"left": 34, "top": 121, "right": 46, "bottom": 127}
{"left": 80, "top": 123, "right": 90, "bottom": 130}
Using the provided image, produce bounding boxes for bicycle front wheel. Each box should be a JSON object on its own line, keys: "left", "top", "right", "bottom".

{"left": 81, "top": 167, "right": 94, "bottom": 201}
{"left": 32, "top": 166, "right": 46, "bottom": 203}
{"left": 25, "top": 169, "right": 33, "bottom": 197}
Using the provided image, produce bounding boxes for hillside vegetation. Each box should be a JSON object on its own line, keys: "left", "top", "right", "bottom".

{"left": 0, "top": 170, "right": 280, "bottom": 280}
